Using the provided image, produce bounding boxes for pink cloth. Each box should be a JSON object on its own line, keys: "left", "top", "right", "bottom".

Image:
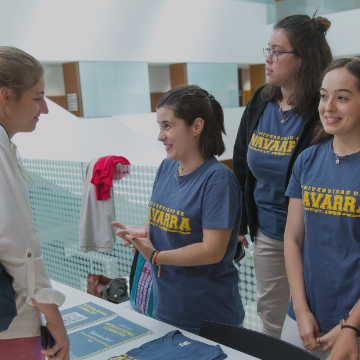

{"left": 90, "top": 156, "right": 130, "bottom": 200}
{"left": 0, "top": 336, "right": 45, "bottom": 360}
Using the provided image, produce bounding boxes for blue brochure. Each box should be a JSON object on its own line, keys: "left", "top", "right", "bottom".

{"left": 68, "top": 316, "right": 152, "bottom": 360}
{"left": 61, "top": 302, "right": 117, "bottom": 331}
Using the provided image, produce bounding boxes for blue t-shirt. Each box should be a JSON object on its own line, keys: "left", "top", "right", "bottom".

{"left": 114, "top": 330, "right": 227, "bottom": 360}
{"left": 286, "top": 139, "right": 360, "bottom": 332}
{"left": 149, "top": 156, "right": 244, "bottom": 334}
{"left": 247, "top": 101, "right": 308, "bottom": 240}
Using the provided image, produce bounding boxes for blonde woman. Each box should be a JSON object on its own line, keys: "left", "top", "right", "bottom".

{"left": 113, "top": 85, "right": 244, "bottom": 335}
{"left": 0, "top": 47, "right": 69, "bottom": 360}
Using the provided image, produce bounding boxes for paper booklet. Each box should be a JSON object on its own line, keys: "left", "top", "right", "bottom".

{"left": 68, "top": 316, "right": 152, "bottom": 360}
{"left": 61, "top": 302, "right": 118, "bottom": 331}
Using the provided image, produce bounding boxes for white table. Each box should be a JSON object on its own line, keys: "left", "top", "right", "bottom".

{"left": 52, "top": 280, "right": 258, "bottom": 360}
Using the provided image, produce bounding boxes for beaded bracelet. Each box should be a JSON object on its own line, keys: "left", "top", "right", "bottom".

{"left": 341, "top": 324, "right": 360, "bottom": 337}
{"left": 150, "top": 250, "right": 162, "bottom": 277}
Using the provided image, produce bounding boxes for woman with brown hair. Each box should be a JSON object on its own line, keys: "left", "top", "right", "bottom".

{"left": 0, "top": 47, "right": 69, "bottom": 359}
{"left": 113, "top": 85, "right": 244, "bottom": 335}
{"left": 284, "top": 57, "right": 360, "bottom": 359}
{"left": 233, "top": 13, "right": 332, "bottom": 338}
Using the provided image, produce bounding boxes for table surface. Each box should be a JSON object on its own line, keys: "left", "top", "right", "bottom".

{"left": 52, "top": 280, "right": 258, "bottom": 360}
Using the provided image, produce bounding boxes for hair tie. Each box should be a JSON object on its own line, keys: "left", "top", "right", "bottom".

{"left": 348, "top": 56, "right": 360, "bottom": 62}
{"left": 312, "top": 9, "right": 319, "bottom": 29}
{"left": 341, "top": 324, "right": 360, "bottom": 337}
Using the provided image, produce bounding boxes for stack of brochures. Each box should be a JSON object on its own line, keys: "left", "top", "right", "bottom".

{"left": 58, "top": 302, "right": 152, "bottom": 360}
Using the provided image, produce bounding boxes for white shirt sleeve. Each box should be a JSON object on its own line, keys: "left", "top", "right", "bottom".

{"left": 0, "top": 139, "right": 64, "bottom": 307}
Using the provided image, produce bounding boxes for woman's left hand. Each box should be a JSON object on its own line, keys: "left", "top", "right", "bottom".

{"left": 42, "top": 320, "right": 70, "bottom": 360}
{"left": 327, "top": 328, "right": 359, "bottom": 360}
{"left": 296, "top": 310, "right": 322, "bottom": 351}
{"left": 124, "top": 231, "right": 155, "bottom": 261}
{"left": 318, "top": 324, "right": 341, "bottom": 353}
{"left": 32, "top": 300, "right": 70, "bottom": 360}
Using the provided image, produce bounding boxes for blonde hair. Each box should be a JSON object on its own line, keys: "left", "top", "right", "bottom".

{"left": 0, "top": 46, "right": 44, "bottom": 100}
{"left": 0, "top": 47, "right": 43, "bottom": 184}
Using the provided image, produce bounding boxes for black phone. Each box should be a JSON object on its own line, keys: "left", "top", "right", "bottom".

{"left": 40, "top": 325, "right": 56, "bottom": 350}
{"left": 234, "top": 242, "right": 246, "bottom": 263}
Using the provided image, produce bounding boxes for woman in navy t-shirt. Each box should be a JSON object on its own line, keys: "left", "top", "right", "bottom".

{"left": 112, "top": 85, "right": 244, "bottom": 334}
{"left": 233, "top": 13, "right": 333, "bottom": 338}
{"left": 283, "top": 58, "right": 360, "bottom": 359}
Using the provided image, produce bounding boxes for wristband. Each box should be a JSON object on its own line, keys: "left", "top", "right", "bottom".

{"left": 150, "top": 250, "right": 162, "bottom": 277}
{"left": 341, "top": 325, "right": 360, "bottom": 337}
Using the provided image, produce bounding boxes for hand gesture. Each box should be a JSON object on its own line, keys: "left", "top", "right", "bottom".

{"left": 123, "top": 231, "right": 155, "bottom": 261}
{"left": 111, "top": 221, "right": 147, "bottom": 250}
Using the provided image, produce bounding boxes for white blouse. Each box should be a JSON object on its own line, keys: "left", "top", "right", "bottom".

{"left": 0, "top": 127, "right": 64, "bottom": 339}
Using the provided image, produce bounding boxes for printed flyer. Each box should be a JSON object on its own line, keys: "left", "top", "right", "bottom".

{"left": 68, "top": 316, "right": 152, "bottom": 360}
{"left": 61, "top": 302, "right": 117, "bottom": 331}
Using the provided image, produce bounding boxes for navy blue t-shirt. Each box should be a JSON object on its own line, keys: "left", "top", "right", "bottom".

{"left": 149, "top": 156, "right": 244, "bottom": 334}
{"left": 247, "top": 101, "right": 308, "bottom": 240}
{"left": 286, "top": 139, "right": 360, "bottom": 332}
{"left": 114, "top": 330, "right": 227, "bottom": 360}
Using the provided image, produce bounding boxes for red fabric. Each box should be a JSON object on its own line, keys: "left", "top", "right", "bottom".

{"left": 90, "top": 156, "right": 130, "bottom": 200}
{"left": 0, "top": 336, "right": 45, "bottom": 360}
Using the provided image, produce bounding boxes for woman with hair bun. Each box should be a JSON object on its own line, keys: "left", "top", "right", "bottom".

{"left": 0, "top": 47, "right": 69, "bottom": 359}
{"left": 284, "top": 57, "right": 360, "bottom": 359}
{"left": 233, "top": 13, "right": 333, "bottom": 338}
{"left": 113, "top": 85, "right": 244, "bottom": 334}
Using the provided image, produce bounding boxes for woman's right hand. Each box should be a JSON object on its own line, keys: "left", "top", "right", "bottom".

{"left": 111, "top": 222, "right": 147, "bottom": 249}
{"left": 318, "top": 324, "right": 341, "bottom": 353}
{"left": 238, "top": 235, "right": 249, "bottom": 248}
{"left": 296, "top": 310, "right": 322, "bottom": 351}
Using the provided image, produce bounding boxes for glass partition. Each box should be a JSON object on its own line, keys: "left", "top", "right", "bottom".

{"left": 187, "top": 63, "right": 239, "bottom": 108}
{"left": 78, "top": 62, "right": 151, "bottom": 117}
{"left": 234, "top": 0, "right": 360, "bottom": 24}
{"left": 269, "top": 0, "right": 360, "bottom": 24}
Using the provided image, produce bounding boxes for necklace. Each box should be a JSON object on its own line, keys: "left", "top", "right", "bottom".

{"left": 174, "top": 160, "right": 205, "bottom": 186}
{"left": 333, "top": 142, "right": 360, "bottom": 165}
{"left": 335, "top": 154, "right": 345, "bottom": 165}
{"left": 278, "top": 106, "right": 291, "bottom": 124}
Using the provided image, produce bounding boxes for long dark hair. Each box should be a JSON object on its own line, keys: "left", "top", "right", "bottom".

{"left": 156, "top": 85, "right": 226, "bottom": 157}
{"left": 263, "top": 12, "right": 333, "bottom": 115}
{"left": 313, "top": 58, "right": 360, "bottom": 144}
